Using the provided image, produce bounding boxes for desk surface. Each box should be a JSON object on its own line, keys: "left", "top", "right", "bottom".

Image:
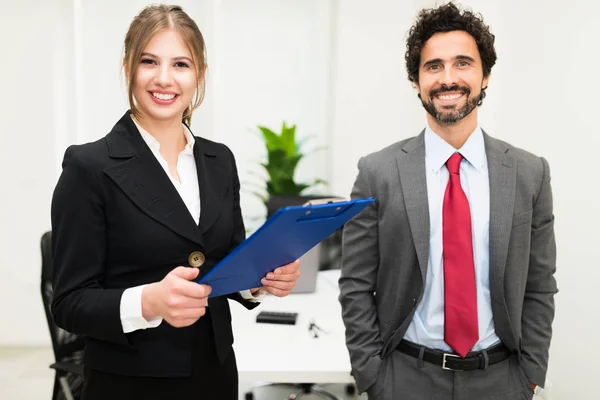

{"left": 230, "top": 270, "right": 354, "bottom": 383}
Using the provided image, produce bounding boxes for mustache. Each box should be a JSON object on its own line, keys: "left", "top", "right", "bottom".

{"left": 429, "top": 84, "right": 471, "bottom": 98}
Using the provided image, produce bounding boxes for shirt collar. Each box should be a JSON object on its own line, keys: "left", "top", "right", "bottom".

{"left": 132, "top": 117, "right": 195, "bottom": 155}
{"left": 424, "top": 124, "right": 486, "bottom": 173}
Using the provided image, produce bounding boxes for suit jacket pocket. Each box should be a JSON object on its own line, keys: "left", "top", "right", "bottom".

{"left": 512, "top": 209, "right": 533, "bottom": 227}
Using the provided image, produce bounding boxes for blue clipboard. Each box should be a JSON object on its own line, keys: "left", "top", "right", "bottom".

{"left": 198, "top": 197, "right": 375, "bottom": 297}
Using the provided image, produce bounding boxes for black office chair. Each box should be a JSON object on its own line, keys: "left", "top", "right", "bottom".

{"left": 40, "top": 231, "right": 85, "bottom": 400}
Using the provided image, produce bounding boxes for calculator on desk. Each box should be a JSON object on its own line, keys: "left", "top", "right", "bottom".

{"left": 255, "top": 311, "right": 298, "bottom": 325}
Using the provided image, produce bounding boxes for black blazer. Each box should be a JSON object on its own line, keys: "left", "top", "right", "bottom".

{"left": 51, "top": 111, "right": 258, "bottom": 377}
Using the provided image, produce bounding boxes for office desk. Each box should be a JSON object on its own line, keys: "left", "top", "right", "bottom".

{"left": 230, "top": 270, "right": 354, "bottom": 384}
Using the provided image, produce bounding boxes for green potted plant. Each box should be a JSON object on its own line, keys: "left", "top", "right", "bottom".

{"left": 251, "top": 121, "right": 326, "bottom": 217}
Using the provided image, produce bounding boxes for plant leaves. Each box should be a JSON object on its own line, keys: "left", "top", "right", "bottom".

{"left": 281, "top": 122, "right": 297, "bottom": 157}
{"left": 258, "top": 126, "right": 281, "bottom": 152}
{"left": 253, "top": 122, "right": 327, "bottom": 198}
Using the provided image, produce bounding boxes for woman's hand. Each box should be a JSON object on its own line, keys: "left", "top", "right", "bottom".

{"left": 259, "top": 259, "right": 301, "bottom": 297}
{"left": 142, "top": 267, "right": 211, "bottom": 328}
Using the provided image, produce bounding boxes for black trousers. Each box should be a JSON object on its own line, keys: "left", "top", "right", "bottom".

{"left": 82, "top": 314, "right": 238, "bottom": 400}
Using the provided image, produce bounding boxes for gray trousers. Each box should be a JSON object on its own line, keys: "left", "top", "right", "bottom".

{"left": 367, "top": 350, "right": 534, "bottom": 400}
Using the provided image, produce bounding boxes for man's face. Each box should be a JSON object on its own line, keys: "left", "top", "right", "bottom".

{"left": 414, "top": 30, "right": 490, "bottom": 124}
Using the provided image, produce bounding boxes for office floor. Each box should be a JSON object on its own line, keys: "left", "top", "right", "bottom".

{"left": 0, "top": 347, "right": 366, "bottom": 400}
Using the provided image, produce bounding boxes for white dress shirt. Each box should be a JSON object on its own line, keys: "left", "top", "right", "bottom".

{"left": 403, "top": 125, "right": 501, "bottom": 352}
{"left": 120, "top": 119, "right": 262, "bottom": 334}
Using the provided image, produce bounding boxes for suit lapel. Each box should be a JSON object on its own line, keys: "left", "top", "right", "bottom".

{"left": 193, "top": 136, "right": 229, "bottom": 234}
{"left": 485, "top": 132, "right": 516, "bottom": 313}
{"left": 396, "top": 131, "right": 430, "bottom": 283}
{"left": 103, "top": 112, "right": 204, "bottom": 246}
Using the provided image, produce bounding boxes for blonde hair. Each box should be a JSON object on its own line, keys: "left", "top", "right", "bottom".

{"left": 123, "top": 4, "right": 207, "bottom": 126}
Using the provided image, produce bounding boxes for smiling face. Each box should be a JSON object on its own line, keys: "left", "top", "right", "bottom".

{"left": 130, "top": 28, "right": 199, "bottom": 125}
{"left": 414, "top": 30, "right": 490, "bottom": 126}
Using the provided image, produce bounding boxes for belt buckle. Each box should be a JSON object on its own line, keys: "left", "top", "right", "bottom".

{"left": 442, "top": 353, "right": 463, "bottom": 371}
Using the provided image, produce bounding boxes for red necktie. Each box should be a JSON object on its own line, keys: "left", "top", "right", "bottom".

{"left": 443, "top": 152, "right": 478, "bottom": 357}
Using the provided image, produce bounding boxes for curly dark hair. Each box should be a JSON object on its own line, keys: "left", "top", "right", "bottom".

{"left": 405, "top": 2, "right": 497, "bottom": 83}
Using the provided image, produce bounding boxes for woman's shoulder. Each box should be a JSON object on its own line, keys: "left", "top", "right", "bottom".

{"left": 62, "top": 111, "right": 136, "bottom": 171}
{"left": 60, "top": 136, "right": 111, "bottom": 175}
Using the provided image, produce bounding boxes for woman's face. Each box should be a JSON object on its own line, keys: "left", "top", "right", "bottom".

{"left": 132, "top": 28, "right": 199, "bottom": 124}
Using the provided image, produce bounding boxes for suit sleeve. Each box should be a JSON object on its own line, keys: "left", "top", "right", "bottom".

{"left": 338, "top": 157, "right": 383, "bottom": 393}
{"left": 223, "top": 145, "right": 260, "bottom": 310}
{"left": 521, "top": 156, "right": 558, "bottom": 387}
{"left": 51, "top": 146, "right": 130, "bottom": 345}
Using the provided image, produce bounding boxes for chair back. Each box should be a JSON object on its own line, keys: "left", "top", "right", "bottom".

{"left": 40, "top": 231, "right": 85, "bottom": 364}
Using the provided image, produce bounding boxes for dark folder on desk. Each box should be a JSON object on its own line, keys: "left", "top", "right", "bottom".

{"left": 199, "top": 197, "right": 375, "bottom": 297}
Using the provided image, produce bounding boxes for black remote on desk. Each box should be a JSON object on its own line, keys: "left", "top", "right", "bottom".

{"left": 256, "top": 311, "right": 298, "bottom": 325}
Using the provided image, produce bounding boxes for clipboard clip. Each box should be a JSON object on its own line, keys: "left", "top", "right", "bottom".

{"left": 303, "top": 197, "right": 347, "bottom": 206}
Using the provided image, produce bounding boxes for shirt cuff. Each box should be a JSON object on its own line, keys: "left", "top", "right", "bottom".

{"left": 120, "top": 284, "right": 163, "bottom": 333}
{"left": 239, "top": 289, "right": 266, "bottom": 302}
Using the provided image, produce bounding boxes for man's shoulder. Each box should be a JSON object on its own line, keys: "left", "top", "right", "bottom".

{"left": 360, "top": 134, "right": 422, "bottom": 167}
{"left": 485, "top": 133, "right": 548, "bottom": 177}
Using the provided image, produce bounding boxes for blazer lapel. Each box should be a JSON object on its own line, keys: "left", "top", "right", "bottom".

{"left": 485, "top": 132, "right": 516, "bottom": 320}
{"left": 192, "top": 136, "right": 229, "bottom": 234}
{"left": 103, "top": 112, "right": 204, "bottom": 246}
{"left": 396, "top": 131, "right": 430, "bottom": 283}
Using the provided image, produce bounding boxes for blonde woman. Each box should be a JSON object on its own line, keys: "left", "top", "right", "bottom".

{"left": 50, "top": 4, "right": 300, "bottom": 399}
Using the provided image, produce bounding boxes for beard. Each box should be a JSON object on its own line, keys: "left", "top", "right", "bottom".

{"left": 420, "top": 84, "right": 483, "bottom": 124}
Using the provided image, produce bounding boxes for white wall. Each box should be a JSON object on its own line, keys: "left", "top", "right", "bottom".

{"left": 329, "top": 0, "right": 429, "bottom": 196}
{"left": 0, "top": 0, "right": 60, "bottom": 347}
{"left": 210, "top": 0, "right": 336, "bottom": 230}
{"left": 484, "top": 1, "right": 600, "bottom": 397}
{"left": 1, "top": 0, "right": 598, "bottom": 398}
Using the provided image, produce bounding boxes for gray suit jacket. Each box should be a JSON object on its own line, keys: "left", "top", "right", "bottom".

{"left": 339, "top": 131, "right": 557, "bottom": 393}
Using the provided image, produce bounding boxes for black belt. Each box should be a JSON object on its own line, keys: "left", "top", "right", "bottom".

{"left": 396, "top": 340, "right": 511, "bottom": 371}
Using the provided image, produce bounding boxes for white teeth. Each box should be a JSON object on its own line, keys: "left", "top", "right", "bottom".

{"left": 438, "top": 94, "right": 462, "bottom": 100}
{"left": 152, "top": 92, "right": 176, "bottom": 100}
